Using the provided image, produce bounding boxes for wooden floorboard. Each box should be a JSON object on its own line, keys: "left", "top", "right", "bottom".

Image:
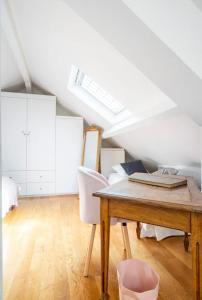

{"left": 3, "top": 196, "right": 192, "bottom": 300}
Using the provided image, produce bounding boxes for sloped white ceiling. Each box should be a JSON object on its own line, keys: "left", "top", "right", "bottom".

{"left": 8, "top": 0, "right": 175, "bottom": 131}
{"left": 1, "top": 32, "right": 24, "bottom": 90}
{"left": 192, "top": 0, "right": 202, "bottom": 12}
{"left": 2, "top": 0, "right": 201, "bottom": 170}
{"left": 123, "top": 0, "right": 202, "bottom": 80}
{"left": 114, "top": 109, "right": 201, "bottom": 167}
{"left": 65, "top": 0, "right": 202, "bottom": 126}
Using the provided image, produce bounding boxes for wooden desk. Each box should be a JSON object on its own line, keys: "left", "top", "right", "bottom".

{"left": 94, "top": 177, "right": 202, "bottom": 300}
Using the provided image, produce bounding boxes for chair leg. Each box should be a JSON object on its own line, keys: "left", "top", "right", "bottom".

{"left": 184, "top": 232, "right": 189, "bottom": 252}
{"left": 121, "top": 225, "right": 126, "bottom": 251}
{"left": 136, "top": 221, "right": 141, "bottom": 239}
{"left": 84, "top": 224, "right": 96, "bottom": 277}
{"left": 121, "top": 223, "right": 132, "bottom": 259}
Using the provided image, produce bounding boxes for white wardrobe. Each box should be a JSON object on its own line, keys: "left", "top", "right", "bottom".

{"left": 56, "top": 116, "right": 83, "bottom": 194}
{"left": 1, "top": 92, "right": 83, "bottom": 196}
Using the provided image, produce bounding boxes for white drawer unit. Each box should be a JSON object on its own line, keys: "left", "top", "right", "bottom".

{"left": 27, "top": 183, "right": 55, "bottom": 195}
{"left": 26, "top": 171, "right": 55, "bottom": 183}
{"left": 1, "top": 92, "right": 84, "bottom": 196}
{"left": 1, "top": 92, "right": 56, "bottom": 197}
{"left": 2, "top": 171, "right": 26, "bottom": 183}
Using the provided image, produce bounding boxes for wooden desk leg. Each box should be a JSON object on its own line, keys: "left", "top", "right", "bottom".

{"left": 191, "top": 213, "right": 202, "bottom": 300}
{"left": 100, "top": 198, "right": 110, "bottom": 300}
{"left": 184, "top": 232, "right": 189, "bottom": 252}
{"left": 136, "top": 221, "right": 141, "bottom": 239}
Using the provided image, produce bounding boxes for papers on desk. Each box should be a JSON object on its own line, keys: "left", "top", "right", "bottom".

{"left": 128, "top": 173, "right": 187, "bottom": 188}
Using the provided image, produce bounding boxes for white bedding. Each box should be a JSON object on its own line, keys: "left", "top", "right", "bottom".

{"left": 2, "top": 176, "right": 18, "bottom": 218}
{"left": 108, "top": 172, "right": 127, "bottom": 185}
{"left": 140, "top": 223, "right": 184, "bottom": 241}
{"left": 107, "top": 171, "right": 184, "bottom": 241}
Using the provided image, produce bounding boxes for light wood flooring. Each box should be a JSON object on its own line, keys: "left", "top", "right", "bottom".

{"left": 3, "top": 196, "right": 192, "bottom": 300}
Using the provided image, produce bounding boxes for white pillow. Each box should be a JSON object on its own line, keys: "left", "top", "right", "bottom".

{"left": 158, "top": 167, "right": 179, "bottom": 175}
{"left": 112, "top": 164, "right": 127, "bottom": 176}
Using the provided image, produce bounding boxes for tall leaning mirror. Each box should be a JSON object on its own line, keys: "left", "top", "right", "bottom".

{"left": 81, "top": 125, "right": 102, "bottom": 171}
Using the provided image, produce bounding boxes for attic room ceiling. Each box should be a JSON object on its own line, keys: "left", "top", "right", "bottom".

{"left": 192, "top": 0, "right": 202, "bottom": 12}
{"left": 65, "top": 0, "right": 202, "bottom": 126}
{"left": 3, "top": 0, "right": 177, "bottom": 133}
{"left": 122, "top": 0, "right": 202, "bottom": 80}
{"left": 1, "top": 0, "right": 201, "bottom": 169}
{"left": 1, "top": 32, "right": 24, "bottom": 90}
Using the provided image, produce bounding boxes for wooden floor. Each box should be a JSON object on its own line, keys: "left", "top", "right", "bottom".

{"left": 3, "top": 196, "right": 192, "bottom": 300}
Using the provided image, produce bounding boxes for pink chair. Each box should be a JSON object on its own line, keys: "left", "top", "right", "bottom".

{"left": 78, "top": 166, "right": 132, "bottom": 277}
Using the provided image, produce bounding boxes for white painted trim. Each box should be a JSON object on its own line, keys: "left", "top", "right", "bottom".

{"left": 27, "top": 94, "right": 56, "bottom": 101}
{"left": 1, "top": 92, "right": 28, "bottom": 99}
{"left": 1, "top": 91, "right": 56, "bottom": 101}
{"left": 56, "top": 116, "right": 83, "bottom": 120}
{"left": 103, "top": 104, "right": 177, "bottom": 139}
{"left": 1, "top": 0, "right": 32, "bottom": 92}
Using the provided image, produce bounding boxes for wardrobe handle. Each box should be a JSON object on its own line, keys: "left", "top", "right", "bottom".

{"left": 21, "top": 131, "right": 31, "bottom": 136}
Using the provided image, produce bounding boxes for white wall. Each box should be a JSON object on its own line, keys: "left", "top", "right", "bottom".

{"left": 201, "top": 127, "right": 202, "bottom": 189}
{"left": 1, "top": 33, "right": 24, "bottom": 90}
{"left": 112, "top": 109, "right": 201, "bottom": 168}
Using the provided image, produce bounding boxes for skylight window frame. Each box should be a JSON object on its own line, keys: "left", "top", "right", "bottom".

{"left": 75, "top": 70, "right": 126, "bottom": 116}
{"left": 68, "top": 66, "right": 132, "bottom": 125}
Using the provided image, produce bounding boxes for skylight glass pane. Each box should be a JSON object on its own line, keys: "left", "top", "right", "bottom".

{"left": 79, "top": 74, "right": 125, "bottom": 115}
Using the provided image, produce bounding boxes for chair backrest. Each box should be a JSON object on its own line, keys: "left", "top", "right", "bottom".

{"left": 77, "top": 166, "right": 109, "bottom": 224}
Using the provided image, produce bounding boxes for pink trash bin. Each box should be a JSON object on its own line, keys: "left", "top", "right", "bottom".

{"left": 117, "top": 259, "right": 159, "bottom": 300}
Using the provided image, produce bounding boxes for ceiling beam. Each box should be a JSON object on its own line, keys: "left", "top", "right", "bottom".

{"left": 1, "top": 0, "right": 32, "bottom": 92}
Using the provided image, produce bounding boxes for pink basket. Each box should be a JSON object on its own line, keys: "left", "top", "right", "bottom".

{"left": 117, "top": 259, "right": 159, "bottom": 300}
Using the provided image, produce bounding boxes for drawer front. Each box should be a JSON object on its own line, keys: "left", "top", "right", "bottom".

{"left": 27, "top": 183, "right": 55, "bottom": 195}
{"left": 2, "top": 171, "right": 26, "bottom": 183}
{"left": 26, "top": 171, "right": 55, "bottom": 183}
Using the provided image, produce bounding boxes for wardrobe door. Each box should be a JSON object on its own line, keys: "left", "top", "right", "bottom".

{"left": 26, "top": 97, "right": 56, "bottom": 170}
{"left": 56, "top": 117, "right": 83, "bottom": 194}
{"left": 1, "top": 97, "right": 27, "bottom": 171}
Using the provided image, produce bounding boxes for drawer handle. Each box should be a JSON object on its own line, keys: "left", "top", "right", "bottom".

{"left": 40, "top": 176, "right": 43, "bottom": 178}
{"left": 40, "top": 187, "right": 43, "bottom": 190}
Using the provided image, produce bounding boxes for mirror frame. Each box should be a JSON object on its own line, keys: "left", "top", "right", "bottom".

{"left": 81, "top": 125, "right": 103, "bottom": 172}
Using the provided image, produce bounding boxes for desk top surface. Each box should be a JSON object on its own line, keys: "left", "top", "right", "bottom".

{"left": 94, "top": 176, "right": 202, "bottom": 213}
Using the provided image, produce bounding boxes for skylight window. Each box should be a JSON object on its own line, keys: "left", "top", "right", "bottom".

{"left": 76, "top": 72, "right": 125, "bottom": 115}
{"left": 68, "top": 66, "right": 132, "bottom": 124}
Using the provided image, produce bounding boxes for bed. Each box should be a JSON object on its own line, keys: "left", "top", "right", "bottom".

{"left": 2, "top": 176, "right": 18, "bottom": 218}
{"left": 108, "top": 172, "right": 128, "bottom": 185}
